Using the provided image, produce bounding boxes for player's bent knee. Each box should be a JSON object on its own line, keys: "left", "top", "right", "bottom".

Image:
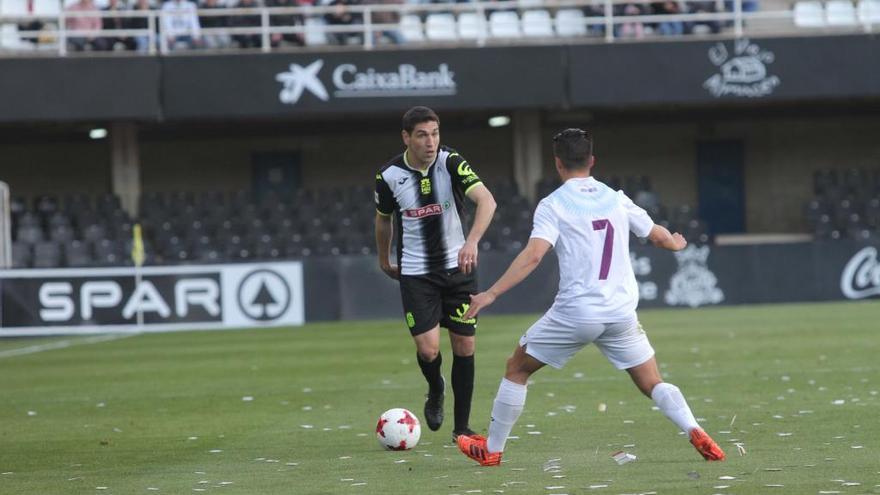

{"left": 416, "top": 345, "right": 440, "bottom": 362}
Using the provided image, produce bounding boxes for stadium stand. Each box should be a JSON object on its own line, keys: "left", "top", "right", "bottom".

{"left": 3, "top": 0, "right": 877, "bottom": 54}
{"left": 7, "top": 173, "right": 719, "bottom": 267}
{"left": 805, "top": 168, "right": 880, "bottom": 241}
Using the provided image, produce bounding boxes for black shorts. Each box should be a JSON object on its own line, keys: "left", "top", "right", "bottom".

{"left": 399, "top": 269, "right": 478, "bottom": 336}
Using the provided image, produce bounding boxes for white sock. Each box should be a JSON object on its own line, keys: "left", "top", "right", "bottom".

{"left": 651, "top": 382, "right": 700, "bottom": 434}
{"left": 486, "top": 378, "right": 527, "bottom": 453}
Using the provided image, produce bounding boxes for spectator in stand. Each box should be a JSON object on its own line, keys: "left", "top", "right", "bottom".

{"left": 200, "top": 0, "right": 232, "bottom": 49}
{"left": 363, "top": 0, "right": 402, "bottom": 45}
{"left": 102, "top": 0, "right": 137, "bottom": 50}
{"left": 128, "top": 0, "right": 156, "bottom": 53}
{"left": 161, "top": 0, "right": 203, "bottom": 50}
{"left": 583, "top": 0, "right": 606, "bottom": 36}
{"left": 651, "top": 0, "right": 684, "bottom": 35}
{"left": 66, "top": 0, "right": 108, "bottom": 51}
{"left": 615, "top": 3, "right": 645, "bottom": 38}
{"left": 685, "top": 0, "right": 721, "bottom": 34}
{"left": 324, "top": 0, "right": 363, "bottom": 46}
{"left": 723, "top": 0, "right": 758, "bottom": 27}
{"left": 267, "top": 0, "right": 305, "bottom": 48}
{"left": 230, "top": 0, "right": 262, "bottom": 48}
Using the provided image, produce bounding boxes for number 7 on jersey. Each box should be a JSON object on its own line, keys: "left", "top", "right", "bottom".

{"left": 592, "top": 219, "right": 614, "bottom": 280}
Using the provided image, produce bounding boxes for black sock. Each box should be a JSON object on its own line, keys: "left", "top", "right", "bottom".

{"left": 417, "top": 352, "right": 444, "bottom": 395}
{"left": 451, "top": 354, "right": 475, "bottom": 432}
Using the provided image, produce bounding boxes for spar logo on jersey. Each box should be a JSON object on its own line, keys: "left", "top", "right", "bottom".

{"left": 664, "top": 245, "right": 724, "bottom": 308}
{"left": 703, "top": 39, "right": 780, "bottom": 98}
{"left": 840, "top": 247, "right": 880, "bottom": 299}
{"left": 276, "top": 59, "right": 457, "bottom": 105}
{"left": 403, "top": 204, "right": 443, "bottom": 218}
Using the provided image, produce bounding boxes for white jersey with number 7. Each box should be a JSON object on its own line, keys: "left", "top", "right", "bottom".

{"left": 530, "top": 176, "right": 655, "bottom": 323}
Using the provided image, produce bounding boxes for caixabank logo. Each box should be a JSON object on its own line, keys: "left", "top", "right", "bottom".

{"left": 275, "top": 59, "right": 457, "bottom": 105}
{"left": 0, "top": 263, "right": 304, "bottom": 336}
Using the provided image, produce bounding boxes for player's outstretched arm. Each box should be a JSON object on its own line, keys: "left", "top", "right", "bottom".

{"left": 375, "top": 212, "right": 399, "bottom": 279}
{"left": 648, "top": 224, "right": 688, "bottom": 251}
{"left": 458, "top": 184, "right": 497, "bottom": 275}
{"left": 463, "top": 238, "right": 552, "bottom": 319}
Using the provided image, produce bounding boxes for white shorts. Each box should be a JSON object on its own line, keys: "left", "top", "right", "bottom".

{"left": 519, "top": 312, "right": 655, "bottom": 370}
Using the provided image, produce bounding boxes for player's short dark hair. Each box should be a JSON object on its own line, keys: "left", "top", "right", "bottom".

{"left": 552, "top": 128, "right": 593, "bottom": 170}
{"left": 402, "top": 106, "right": 440, "bottom": 134}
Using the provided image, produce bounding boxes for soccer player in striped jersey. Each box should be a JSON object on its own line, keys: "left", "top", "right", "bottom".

{"left": 456, "top": 128, "right": 725, "bottom": 466}
{"left": 375, "top": 106, "right": 497, "bottom": 441}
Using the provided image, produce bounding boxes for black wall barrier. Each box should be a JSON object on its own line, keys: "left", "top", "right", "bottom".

{"left": 316, "top": 240, "right": 880, "bottom": 323}
{"left": 567, "top": 35, "right": 880, "bottom": 107}
{"left": 1, "top": 35, "right": 878, "bottom": 123}
{"left": 160, "top": 47, "right": 568, "bottom": 119}
{"left": 0, "top": 57, "right": 161, "bottom": 122}
{"left": 1, "top": 241, "right": 876, "bottom": 335}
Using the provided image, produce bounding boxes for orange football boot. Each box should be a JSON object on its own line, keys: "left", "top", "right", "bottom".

{"left": 456, "top": 434, "right": 502, "bottom": 466}
{"left": 689, "top": 428, "right": 726, "bottom": 461}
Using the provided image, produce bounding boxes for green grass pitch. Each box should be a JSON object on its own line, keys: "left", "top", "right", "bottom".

{"left": 0, "top": 301, "right": 878, "bottom": 494}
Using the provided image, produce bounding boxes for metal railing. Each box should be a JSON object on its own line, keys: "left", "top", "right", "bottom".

{"left": 0, "top": 0, "right": 876, "bottom": 56}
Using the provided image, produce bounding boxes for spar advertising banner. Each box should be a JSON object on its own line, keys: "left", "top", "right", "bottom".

{"left": 0, "top": 262, "right": 304, "bottom": 336}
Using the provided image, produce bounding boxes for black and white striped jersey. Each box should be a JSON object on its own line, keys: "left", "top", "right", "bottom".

{"left": 375, "top": 145, "right": 483, "bottom": 276}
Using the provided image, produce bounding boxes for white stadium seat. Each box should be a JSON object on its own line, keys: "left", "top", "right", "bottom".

{"left": 0, "top": 0, "right": 28, "bottom": 16}
{"left": 857, "top": 0, "right": 880, "bottom": 22}
{"left": 826, "top": 0, "right": 857, "bottom": 24}
{"left": 488, "top": 10, "right": 520, "bottom": 38}
{"left": 793, "top": 0, "right": 826, "bottom": 26}
{"left": 425, "top": 13, "right": 457, "bottom": 41}
{"left": 400, "top": 14, "right": 424, "bottom": 42}
{"left": 521, "top": 9, "right": 554, "bottom": 37}
{"left": 0, "top": 23, "right": 32, "bottom": 50}
{"left": 303, "top": 16, "right": 328, "bottom": 46}
{"left": 555, "top": 8, "right": 587, "bottom": 37}
{"left": 457, "top": 12, "right": 487, "bottom": 40}
{"left": 33, "top": 0, "right": 61, "bottom": 16}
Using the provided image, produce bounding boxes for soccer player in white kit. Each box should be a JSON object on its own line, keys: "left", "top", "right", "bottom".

{"left": 456, "top": 129, "right": 725, "bottom": 466}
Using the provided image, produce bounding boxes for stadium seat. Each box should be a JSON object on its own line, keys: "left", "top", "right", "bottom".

{"left": 16, "top": 225, "right": 44, "bottom": 244}
{"left": 0, "top": 23, "right": 30, "bottom": 50}
{"left": 489, "top": 10, "right": 521, "bottom": 38}
{"left": 425, "top": 13, "right": 457, "bottom": 41}
{"left": 826, "top": 0, "right": 857, "bottom": 24}
{"left": 858, "top": 0, "right": 880, "bottom": 23}
{"left": 303, "top": 16, "right": 328, "bottom": 46}
{"left": 555, "top": 8, "right": 587, "bottom": 37}
{"left": 521, "top": 9, "right": 554, "bottom": 37}
{"left": 400, "top": 14, "right": 424, "bottom": 42}
{"left": 793, "top": 1, "right": 826, "bottom": 27}
{"left": 0, "top": 0, "right": 28, "bottom": 16}
{"left": 457, "top": 12, "right": 488, "bottom": 40}
{"left": 12, "top": 242, "right": 32, "bottom": 268}
{"left": 33, "top": 0, "right": 61, "bottom": 16}
{"left": 33, "top": 241, "right": 62, "bottom": 268}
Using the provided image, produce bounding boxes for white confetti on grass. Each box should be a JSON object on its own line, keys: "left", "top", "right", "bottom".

{"left": 242, "top": 396, "right": 254, "bottom": 402}
{"left": 209, "top": 450, "right": 223, "bottom": 453}
{"left": 719, "top": 476, "right": 737, "bottom": 480}
{"left": 27, "top": 411, "right": 37, "bottom": 417}
{"left": 777, "top": 432, "right": 793, "bottom": 437}
{"left": 147, "top": 488, "right": 159, "bottom": 491}
{"left": 300, "top": 425, "right": 314, "bottom": 429}
{"left": 187, "top": 437, "right": 198, "bottom": 441}
{"left": 587, "top": 485, "right": 608, "bottom": 489}
{"left": 96, "top": 487, "right": 108, "bottom": 490}
{"left": 350, "top": 482, "right": 367, "bottom": 486}
{"left": 832, "top": 400, "right": 845, "bottom": 405}
{"left": 339, "top": 456, "right": 352, "bottom": 460}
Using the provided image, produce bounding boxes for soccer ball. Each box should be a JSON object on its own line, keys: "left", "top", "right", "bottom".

{"left": 375, "top": 408, "right": 421, "bottom": 451}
